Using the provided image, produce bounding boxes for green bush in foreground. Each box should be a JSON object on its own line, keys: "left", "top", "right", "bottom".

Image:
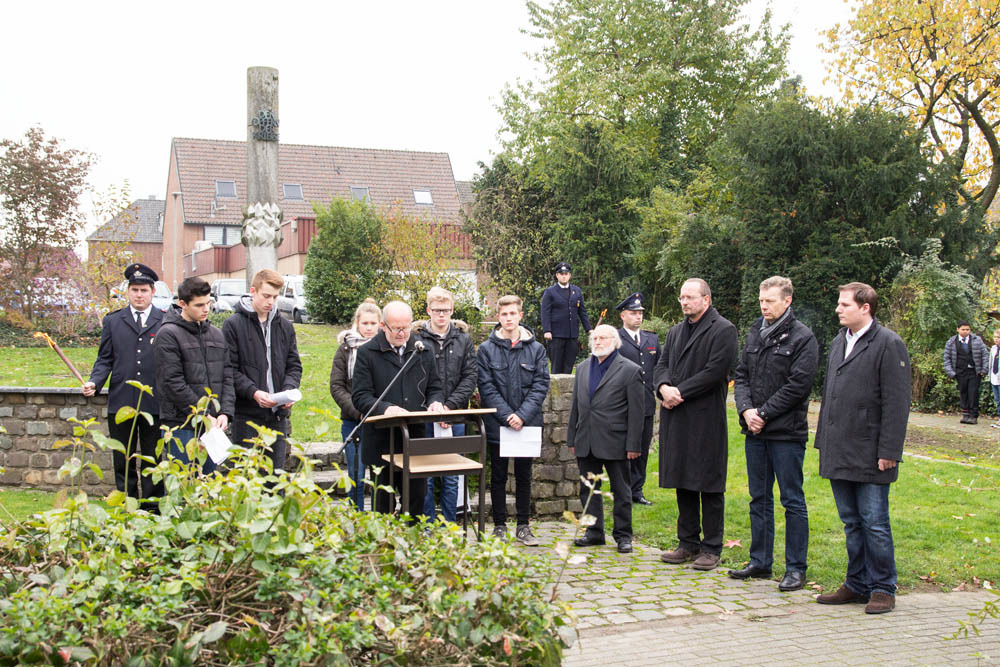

{"left": 0, "top": 400, "right": 570, "bottom": 665}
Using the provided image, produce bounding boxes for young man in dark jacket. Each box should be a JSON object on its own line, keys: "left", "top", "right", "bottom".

{"left": 730, "top": 276, "right": 818, "bottom": 592}
{"left": 154, "top": 276, "right": 235, "bottom": 474}
{"left": 943, "top": 321, "right": 989, "bottom": 424}
{"left": 477, "top": 294, "right": 550, "bottom": 545}
{"left": 814, "top": 283, "right": 911, "bottom": 615}
{"left": 413, "top": 286, "right": 477, "bottom": 523}
{"left": 222, "top": 269, "right": 302, "bottom": 472}
{"left": 352, "top": 301, "right": 446, "bottom": 518}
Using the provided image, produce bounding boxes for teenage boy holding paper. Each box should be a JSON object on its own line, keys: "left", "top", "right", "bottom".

{"left": 476, "top": 295, "right": 550, "bottom": 545}
{"left": 222, "top": 269, "right": 303, "bottom": 471}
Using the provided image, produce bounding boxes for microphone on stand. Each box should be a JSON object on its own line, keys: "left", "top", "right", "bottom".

{"left": 414, "top": 340, "right": 426, "bottom": 353}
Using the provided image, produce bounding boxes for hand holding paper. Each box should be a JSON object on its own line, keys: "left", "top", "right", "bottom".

{"left": 268, "top": 388, "right": 302, "bottom": 406}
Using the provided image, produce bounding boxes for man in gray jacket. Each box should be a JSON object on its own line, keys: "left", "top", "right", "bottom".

{"left": 567, "top": 324, "right": 644, "bottom": 553}
{"left": 814, "top": 282, "right": 911, "bottom": 615}
{"left": 943, "top": 321, "right": 989, "bottom": 424}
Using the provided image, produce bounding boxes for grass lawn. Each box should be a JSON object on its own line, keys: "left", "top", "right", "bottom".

{"left": 3, "top": 324, "right": 998, "bottom": 592}
{"left": 629, "top": 408, "right": 1000, "bottom": 592}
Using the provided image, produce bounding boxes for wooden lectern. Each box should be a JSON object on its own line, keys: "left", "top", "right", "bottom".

{"left": 366, "top": 407, "right": 496, "bottom": 539}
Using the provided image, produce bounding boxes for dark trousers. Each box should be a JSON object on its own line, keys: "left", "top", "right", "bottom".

{"left": 489, "top": 440, "right": 532, "bottom": 525}
{"left": 957, "top": 371, "right": 981, "bottom": 417}
{"left": 548, "top": 337, "right": 579, "bottom": 374}
{"left": 232, "top": 412, "right": 289, "bottom": 471}
{"left": 108, "top": 415, "right": 162, "bottom": 502}
{"left": 628, "top": 415, "right": 654, "bottom": 501}
{"left": 373, "top": 466, "right": 426, "bottom": 520}
{"left": 676, "top": 487, "right": 725, "bottom": 555}
{"left": 578, "top": 455, "right": 632, "bottom": 542}
{"left": 745, "top": 436, "right": 809, "bottom": 573}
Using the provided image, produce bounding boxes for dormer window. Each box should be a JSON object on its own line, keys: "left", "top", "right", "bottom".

{"left": 413, "top": 188, "right": 433, "bottom": 205}
{"left": 215, "top": 180, "right": 237, "bottom": 198}
{"left": 283, "top": 183, "right": 304, "bottom": 200}
{"left": 350, "top": 186, "right": 370, "bottom": 202}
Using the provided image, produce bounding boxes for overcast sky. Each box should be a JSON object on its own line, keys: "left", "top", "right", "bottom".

{"left": 2, "top": 1, "right": 854, "bottom": 237}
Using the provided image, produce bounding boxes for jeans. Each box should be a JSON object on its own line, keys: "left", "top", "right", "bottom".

{"left": 341, "top": 420, "right": 367, "bottom": 509}
{"left": 424, "top": 423, "right": 463, "bottom": 522}
{"left": 830, "top": 479, "right": 897, "bottom": 597}
{"left": 232, "top": 413, "right": 289, "bottom": 471}
{"left": 992, "top": 383, "right": 1000, "bottom": 419}
{"left": 166, "top": 428, "right": 217, "bottom": 475}
{"left": 745, "top": 436, "right": 809, "bottom": 573}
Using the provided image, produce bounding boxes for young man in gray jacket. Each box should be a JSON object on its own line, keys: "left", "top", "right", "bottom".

{"left": 943, "top": 321, "right": 989, "bottom": 424}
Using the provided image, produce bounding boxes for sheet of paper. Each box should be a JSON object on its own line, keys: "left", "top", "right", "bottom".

{"left": 456, "top": 474, "right": 472, "bottom": 512}
{"left": 269, "top": 388, "right": 302, "bottom": 405}
{"left": 433, "top": 422, "right": 454, "bottom": 437}
{"left": 499, "top": 425, "right": 542, "bottom": 458}
{"left": 200, "top": 427, "right": 233, "bottom": 465}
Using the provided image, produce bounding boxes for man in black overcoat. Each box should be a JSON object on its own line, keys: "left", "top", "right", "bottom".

{"left": 352, "top": 300, "right": 445, "bottom": 517}
{"left": 567, "top": 325, "right": 645, "bottom": 553}
{"left": 83, "top": 263, "right": 164, "bottom": 504}
{"left": 615, "top": 292, "right": 661, "bottom": 505}
{"left": 814, "top": 283, "right": 911, "bottom": 615}
{"left": 654, "top": 278, "right": 738, "bottom": 571}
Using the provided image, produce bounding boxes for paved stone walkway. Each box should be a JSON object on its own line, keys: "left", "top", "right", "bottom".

{"left": 513, "top": 522, "right": 1000, "bottom": 664}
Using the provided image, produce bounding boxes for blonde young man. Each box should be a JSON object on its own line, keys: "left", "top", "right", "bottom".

{"left": 222, "top": 269, "right": 303, "bottom": 472}
{"left": 412, "top": 287, "right": 477, "bottom": 522}
{"left": 477, "top": 295, "right": 550, "bottom": 545}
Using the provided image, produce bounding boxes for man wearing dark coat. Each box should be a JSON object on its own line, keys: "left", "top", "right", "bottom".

{"left": 730, "top": 276, "right": 818, "bottom": 592}
{"left": 567, "top": 325, "right": 645, "bottom": 553}
{"left": 615, "top": 292, "right": 660, "bottom": 506}
{"left": 815, "top": 283, "right": 911, "bottom": 615}
{"left": 655, "top": 278, "right": 738, "bottom": 571}
{"left": 222, "top": 269, "right": 302, "bottom": 472}
{"left": 352, "top": 301, "right": 445, "bottom": 518}
{"left": 540, "top": 262, "right": 592, "bottom": 374}
{"left": 83, "top": 263, "right": 164, "bottom": 503}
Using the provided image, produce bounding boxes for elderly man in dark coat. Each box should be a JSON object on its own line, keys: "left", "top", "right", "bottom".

{"left": 655, "top": 278, "right": 738, "bottom": 571}
{"left": 815, "top": 282, "right": 911, "bottom": 615}
{"left": 352, "top": 300, "right": 445, "bottom": 518}
{"left": 567, "top": 324, "right": 645, "bottom": 553}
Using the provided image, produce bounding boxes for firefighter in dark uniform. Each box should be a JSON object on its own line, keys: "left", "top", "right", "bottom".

{"left": 83, "top": 263, "right": 164, "bottom": 504}
{"left": 616, "top": 292, "right": 660, "bottom": 505}
{"left": 540, "top": 262, "right": 592, "bottom": 374}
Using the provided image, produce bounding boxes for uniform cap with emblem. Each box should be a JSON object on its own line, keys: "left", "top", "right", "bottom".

{"left": 124, "top": 263, "right": 158, "bottom": 286}
{"left": 554, "top": 262, "right": 571, "bottom": 274}
{"left": 616, "top": 292, "right": 645, "bottom": 312}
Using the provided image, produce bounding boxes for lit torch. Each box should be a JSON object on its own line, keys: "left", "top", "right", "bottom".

{"left": 595, "top": 308, "right": 608, "bottom": 327}
{"left": 34, "top": 331, "right": 85, "bottom": 384}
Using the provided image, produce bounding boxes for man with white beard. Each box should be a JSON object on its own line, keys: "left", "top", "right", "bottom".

{"left": 566, "top": 324, "right": 645, "bottom": 553}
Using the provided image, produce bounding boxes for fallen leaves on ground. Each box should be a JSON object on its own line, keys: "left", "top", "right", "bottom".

{"left": 724, "top": 539, "right": 742, "bottom": 548}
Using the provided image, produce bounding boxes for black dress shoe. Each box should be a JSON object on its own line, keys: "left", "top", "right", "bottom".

{"left": 728, "top": 564, "right": 772, "bottom": 580}
{"left": 634, "top": 496, "right": 653, "bottom": 506}
{"left": 778, "top": 571, "right": 805, "bottom": 591}
{"left": 617, "top": 540, "right": 633, "bottom": 553}
{"left": 573, "top": 534, "right": 607, "bottom": 547}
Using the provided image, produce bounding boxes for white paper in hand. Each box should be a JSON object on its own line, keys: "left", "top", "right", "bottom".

{"left": 433, "top": 422, "right": 454, "bottom": 437}
{"left": 499, "top": 426, "right": 542, "bottom": 458}
{"left": 269, "top": 388, "right": 302, "bottom": 405}
{"left": 200, "top": 427, "right": 233, "bottom": 465}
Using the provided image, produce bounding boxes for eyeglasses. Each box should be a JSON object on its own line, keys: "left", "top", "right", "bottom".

{"left": 429, "top": 308, "right": 452, "bottom": 315}
{"left": 384, "top": 324, "right": 412, "bottom": 335}
{"left": 678, "top": 295, "right": 705, "bottom": 303}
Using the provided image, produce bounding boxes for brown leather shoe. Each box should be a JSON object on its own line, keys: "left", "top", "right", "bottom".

{"left": 691, "top": 552, "right": 721, "bottom": 570}
{"left": 816, "top": 585, "right": 869, "bottom": 605}
{"left": 660, "top": 546, "right": 698, "bottom": 564}
{"left": 865, "top": 592, "right": 895, "bottom": 614}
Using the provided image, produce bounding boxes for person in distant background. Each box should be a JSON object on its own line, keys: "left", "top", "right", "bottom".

{"left": 943, "top": 321, "right": 988, "bottom": 424}
{"left": 989, "top": 329, "right": 1000, "bottom": 428}
{"left": 540, "top": 262, "right": 592, "bottom": 374}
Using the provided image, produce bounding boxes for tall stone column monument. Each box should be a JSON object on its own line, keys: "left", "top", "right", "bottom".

{"left": 242, "top": 66, "right": 283, "bottom": 289}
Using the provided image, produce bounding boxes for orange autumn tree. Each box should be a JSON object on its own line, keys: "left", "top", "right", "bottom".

{"left": 825, "top": 0, "right": 1000, "bottom": 215}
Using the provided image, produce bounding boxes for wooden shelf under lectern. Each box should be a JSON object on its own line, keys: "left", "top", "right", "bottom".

{"left": 367, "top": 408, "right": 496, "bottom": 539}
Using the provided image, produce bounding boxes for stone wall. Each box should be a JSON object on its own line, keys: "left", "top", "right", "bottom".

{"left": 0, "top": 387, "right": 114, "bottom": 494}
{"left": 526, "top": 374, "right": 583, "bottom": 519}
